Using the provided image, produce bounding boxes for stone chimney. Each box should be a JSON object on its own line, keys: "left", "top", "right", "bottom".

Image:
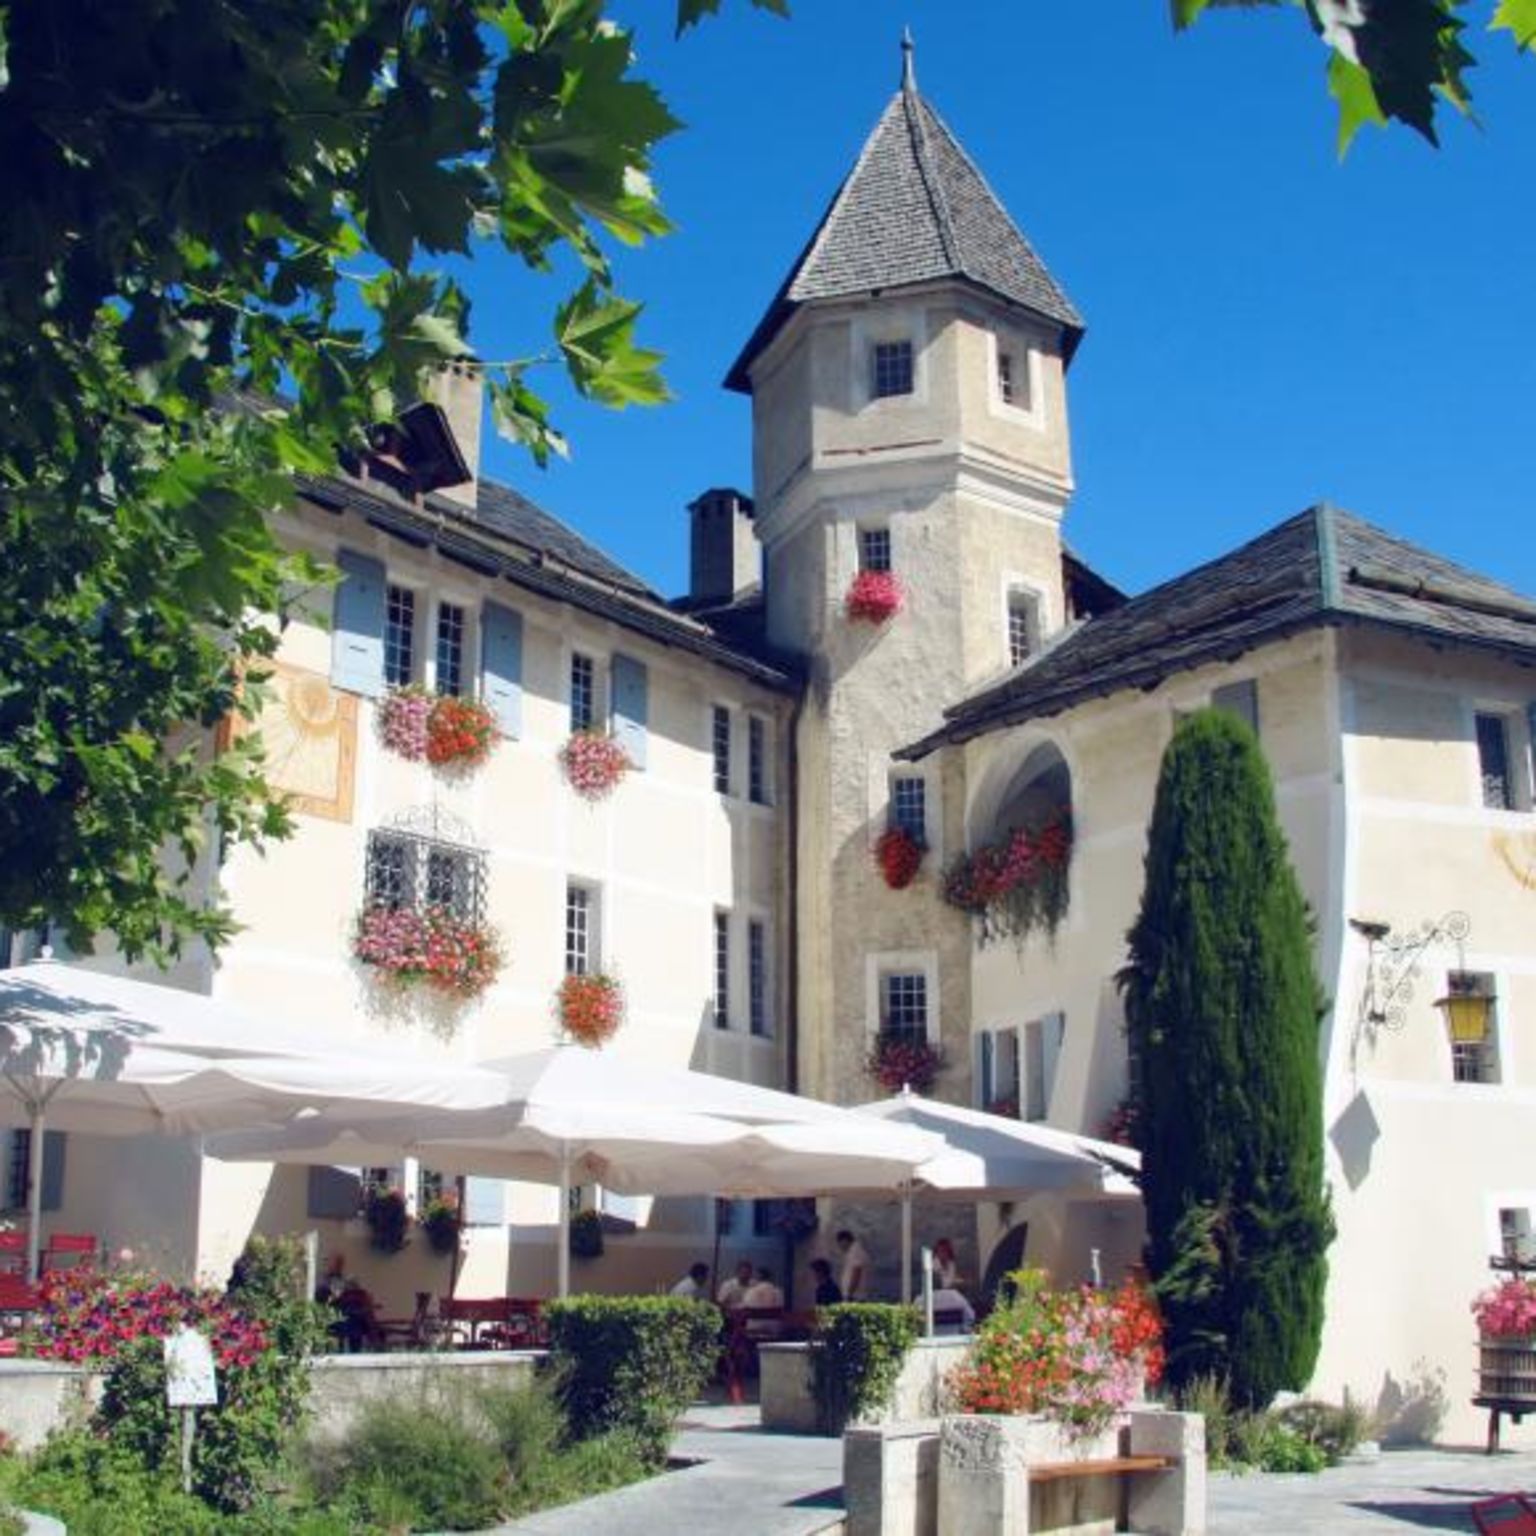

{"left": 426, "top": 361, "right": 484, "bottom": 509}
{"left": 687, "top": 487, "right": 759, "bottom": 603}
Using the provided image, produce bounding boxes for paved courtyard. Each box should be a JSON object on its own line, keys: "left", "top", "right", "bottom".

{"left": 1210, "top": 1447, "right": 1536, "bottom": 1533}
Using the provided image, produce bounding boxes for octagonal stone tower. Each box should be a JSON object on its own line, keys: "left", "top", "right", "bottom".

{"left": 726, "top": 40, "right": 1085, "bottom": 1108}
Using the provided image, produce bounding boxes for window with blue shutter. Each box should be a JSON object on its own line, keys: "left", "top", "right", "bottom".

{"left": 463, "top": 1177, "right": 505, "bottom": 1227}
{"left": 331, "top": 549, "right": 386, "bottom": 697}
{"left": 610, "top": 654, "right": 649, "bottom": 770}
{"left": 480, "top": 602, "right": 524, "bottom": 738}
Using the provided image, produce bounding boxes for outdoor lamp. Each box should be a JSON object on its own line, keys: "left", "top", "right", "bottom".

{"left": 1435, "top": 986, "right": 1493, "bottom": 1045}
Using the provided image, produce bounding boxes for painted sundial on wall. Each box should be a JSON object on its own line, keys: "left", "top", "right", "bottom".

{"left": 222, "top": 662, "right": 357, "bottom": 823}
{"left": 1494, "top": 830, "right": 1536, "bottom": 893}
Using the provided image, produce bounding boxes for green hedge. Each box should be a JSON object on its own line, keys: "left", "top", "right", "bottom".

{"left": 544, "top": 1296, "right": 720, "bottom": 1465}
{"left": 811, "top": 1303, "right": 918, "bottom": 1435}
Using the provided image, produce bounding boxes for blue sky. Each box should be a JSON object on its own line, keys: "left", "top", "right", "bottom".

{"left": 457, "top": 4, "right": 1536, "bottom": 603}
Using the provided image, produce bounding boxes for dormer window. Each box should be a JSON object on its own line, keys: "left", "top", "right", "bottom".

{"left": 859, "top": 527, "right": 892, "bottom": 574}
{"left": 871, "top": 340, "right": 914, "bottom": 399}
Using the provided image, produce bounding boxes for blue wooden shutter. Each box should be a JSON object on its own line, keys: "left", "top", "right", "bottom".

{"left": 307, "top": 1166, "right": 362, "bottom": 1220}
{"left": 1041, "top": 1012, "right": 1066, "bottom": 1118}
{"left": 480, "top": 602, "right": 524, "bottom": 738}
{"left": 463, "top": 1177, "right": 505, "bottom": 1227}
{"left": 40, "top": 1131, "right": 65, "bottom": 1212}
{"left": 610, "top": 653, "right": 649, "bottom": 769}
{"left": 331, "top": 549, "right": 386, "bottom": 697}
{"left": 974, "top": 1032, "right": 994, "bottom": 1109}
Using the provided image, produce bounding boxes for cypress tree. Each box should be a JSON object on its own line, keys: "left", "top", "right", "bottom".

{"left": 1121, "top": 708, "right": 1333, "bottom": 1409}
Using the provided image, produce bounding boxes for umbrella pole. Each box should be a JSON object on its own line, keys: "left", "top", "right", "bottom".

{"left": 26, "top": 1102, "right": 45, "bottom": 1285}
{"left": 900, "top": 1185, "right": 913, "bottom": 1306}
{"left": 557, "top": 1145, "right": 571, "bottom": 1301}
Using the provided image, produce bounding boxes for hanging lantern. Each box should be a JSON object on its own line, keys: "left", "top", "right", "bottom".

{"left": 1435, "top": 989, "right": 1493, "bottom": 1045}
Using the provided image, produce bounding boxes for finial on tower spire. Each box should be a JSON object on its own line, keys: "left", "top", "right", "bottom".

{"left": 900, "top": 27, "right": 916, "bottom": 92}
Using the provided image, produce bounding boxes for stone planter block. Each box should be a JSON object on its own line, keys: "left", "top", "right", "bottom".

{"left": 759, "top": 1336, "right": 970, "bottom": 1434}
{"left": 759, "top": 1343, "right": 819, "bottom": 1434}
{"left": 1125, "top": 1409, "right": 1205, "bottom": 1536}
{"left": 844, "top": 1419, "right": 941, "bottom": 1536}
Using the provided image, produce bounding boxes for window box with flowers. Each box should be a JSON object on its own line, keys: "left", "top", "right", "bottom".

{"left": 560, "top": 730, "right": 631, "bottom": 802}
{"left": 378, "top": 685, "right": 499, "bottom": 771}
{"left": 867, "top": 1031, "right": 944, "bottom": 1095}
{"left": 353, "top": 904, "right": 503, "bottom": 999}
{"left": 942, "top": 810, "right": 1072, "bottom": 948}
{"left": 557, "top": 971, "right": 626, "bottom": 1048}
{"left": 421, "top": 1189, "right": 463, "bottom": 1255}
{"left": 875, "top": 827, "right": 925, "bottom": 890}
{"left": 845, "top": 569, "right": 905, "bottom": 625}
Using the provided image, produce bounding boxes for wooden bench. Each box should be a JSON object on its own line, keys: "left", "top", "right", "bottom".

{"left": 1028, "top": 1454, "right": 1173, "bottom": 1483}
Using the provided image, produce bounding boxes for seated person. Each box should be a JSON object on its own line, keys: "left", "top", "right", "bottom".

{"left": 932, "top": 1237, "right": 963, "bottom": 1291}
{"left": 931, "top": 1285, "right": 976, "bottom": 1334}
{"left": 716, "top": 1259, "right": 755, "bottom": 1310}
{"left": 810, "top": 1257, "right": 842, "bottom": 1307}
{"left": 670, "top": 1261, "right": 711, "bottom": 1301}
{"left": 741, "top": 1266, "right": 784, "bottom": 1310}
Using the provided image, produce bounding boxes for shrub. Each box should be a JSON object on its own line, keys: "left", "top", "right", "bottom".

{"left": 1230, "top": 1414, "right": 1329, "bottom": 1473}
{"left": 307, "top": 1391, "right": 510, "bottom": 1531}
{"left": 545, "top": 1296, "right": 720, "bottom": 1465}
{"left": 1275, "top": 1396, "right": 1373, "bottom": 1463}
{"left": 812, "top": 1304, "right": 918, "bottom": 1434}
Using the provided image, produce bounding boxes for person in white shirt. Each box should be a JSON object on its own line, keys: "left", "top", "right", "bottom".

{"left": 740, "top": 1267, "right": 785, "bottom": 1309}
{"left": 836, "top": 1229, "right": 871, "bottom": 1300}
{"left": 716, "top": 1259, "right": 754, "bottom": 1310}
{"left": 670, "top": 1262, "right": 710, "bottom": 1301}
{"left": 932, "top": 1237, "right": 962, "bottom": 1291}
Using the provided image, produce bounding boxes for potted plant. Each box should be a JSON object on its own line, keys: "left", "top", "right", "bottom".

{"left": 866, "top": 1031, "right": 944, "bottom": 1095}
{"left": 559, "top": 730, "right": 631, "bottom": 801}
{"left": 1474, "top": 1277, "right": 1536, "bottom": 1404}
{"left": 569, "top": 1208, "right": 605, "bottom": 1261}
{"left": 844, "top": 569, "right": 905, "bottom": 625}
{"left": 556, "top": 971, "right": 626, "bottom": 1048}
{"left": 364, "top": 1185, "right": 410, "bottom": 1254}
{"left": 421, "top": 1189, "right": 463, "bottom": 1255}
{"left": 875, "top": 826, "right": 925, "bottom": 890}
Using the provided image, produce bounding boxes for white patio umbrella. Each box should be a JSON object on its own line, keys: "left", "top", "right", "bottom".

{"left": 0, "top": 960, "right": 503, "bottom": 1279}
{"left": 211, "top": 1044, "right": 943, "bottom": 1296}
{"left": 854, "top": 1090, "right": 1142, "bottom": 1303}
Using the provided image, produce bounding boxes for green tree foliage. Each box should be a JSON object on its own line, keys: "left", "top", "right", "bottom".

{"left": 1120, "top": 709, "right": 1333, "bottom": 1409}
{"left": 0, "top": 0, "right": 724, "bottom": 962}
{"left": 1174, "top": 0, "right": 1536, "bottom": 151}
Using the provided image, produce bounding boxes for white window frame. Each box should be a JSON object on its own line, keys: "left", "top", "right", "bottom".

{"left": 870, "top": 338, "right": 915, "bottom": 400}
{"left": 565, "top": 881, "right": 600, "bottom": 977}
{"left": 998, "top": 574, "right": 1051, "bottom": 675}
{"left": 431, "top": 597, "right": 473, "bottom": 698}
{"left": 747, "top": 714, "right": 771, "bottom": 806}
{"left": 569, "top": 650, "right": 599, "bottom": 733}
{"left": 711, "top": 704, "right": 733, "bottom": 796}
{"left": 1471, "top": 705, "right": 1528, "bottom": 813}
{"left": 858, "top": 525, "right": 893, "bottom": 574}
{"left": 987, "top": 324, "right": 1045, "bottom": 429}
{"left": 851, "top": 306, "right": 929, "bottom": 411}
{"left": 864, "top": 950, "right": 939, "bottom": 1044}
{"left": 748, "top": 916, "right": 771, "bottom": 1039}
{"left": 889, "top": 772, "right": 928, "bottom": 845}
{"left": 713, "top": 909, "right": 732, "bottom": 1030}
{"left": 384, "top": 581, "right": 420, "bottom": 688}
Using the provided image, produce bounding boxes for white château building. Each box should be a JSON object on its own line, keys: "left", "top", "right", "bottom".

{"left": 11, "top": 48, "right": 1536, "bottom": 1442}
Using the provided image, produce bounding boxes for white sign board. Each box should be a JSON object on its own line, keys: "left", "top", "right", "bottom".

{"left": 164, "top": 1326, "right": 218, "bottom": 1408}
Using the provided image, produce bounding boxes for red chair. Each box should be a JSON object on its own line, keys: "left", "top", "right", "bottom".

{"left": 0, "top": 1233, "right": 26, "bottom": 1275}
{"left": 0, "top": 1274, "right": 41, "bottom": 1333}
{"left": 1472, "top": 1495, "right": 1536, "bottom": 1534}
{"left": 41, "top": 1234, "right": 95, "bottom": 1273}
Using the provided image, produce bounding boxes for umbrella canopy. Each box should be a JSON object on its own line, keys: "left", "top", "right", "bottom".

{"left": 0, "top": 960, "right": 504, "bottom": 1276}
{"left": 211, "top": 1044, "right": 944, "bottom": 1296}
{"left": 853, "top": 1090, "right": 1142, "bottom": 1303}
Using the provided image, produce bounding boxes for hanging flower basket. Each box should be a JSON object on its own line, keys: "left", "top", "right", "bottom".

{"left": 421, "top": 1191, "right": 463, "bottom": 1256}
{"left": 378, "top": 687, "right": 499, "bottom": 771}
{"left": 557, "top": 972, "right": 626, "bottom": 1048}
{"left": 560, "top": 731, "right": 631, "bottom": 801}
{"left": 845, "top": 569, "right": 905, "bottom": 625}
{"left": 942, "top": 810, "right": 1072, "bottom": 947}
{"left": 1102, "top": 1096, "right": 1140, "bottom": 1149}
{"left": 570, "top": 1209, "right": 605, "bottom": 1260}
{"left": 353, "top": 904, "right": 503, "bottom": 999}
{"left": 875, "top": 827, "right": 925, "bottom": 889}
{"left": 364, "top": 1186, "right": 410, "bottom": 1254}
{"left": 866, "top": 1031, "right": 944, "bottom": 1095}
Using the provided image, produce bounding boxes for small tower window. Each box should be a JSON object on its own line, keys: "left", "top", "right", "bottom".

{"left": 871, "top": 340, "right": 914, "bottom": 399}
{"left": 997, "top": 351, "right": 1016, "bottom": 406}
{"left": 859, "top": 527, "right": 892, "bottom": 574}
{"left": 890, "top": 775, "right": 927, "bottom": 845}
{"left": 1007, "top": 589, "right": 1041, "bottom": 669}
{"left": 1477, "top": 713, "right": 1514, "bottom": 810}
{"left": 712, "top": 705, "right": 732, "bottom": 795}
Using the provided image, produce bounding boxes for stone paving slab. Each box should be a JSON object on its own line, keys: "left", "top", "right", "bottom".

{"left": 1210, "top": 1447, "right": 1536, "bottom": 1533}
{"left": 489, "top": 1404, "right": 845, "bottom": 1536}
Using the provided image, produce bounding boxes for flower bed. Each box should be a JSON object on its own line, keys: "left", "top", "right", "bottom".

{"left": 379, "top": 686, "right": 498, "bottom": 770}
{"left": 845, "top": 569, "right": 905, "bottom": 625}
{"left": 875, "top": 827, "right": 925, "bottom": 889}
{"left": 560, "top": 731, "right": 631, "bottom": 801}
{"left": 557, "top": 972, "right": 625, "bottom": 1047}
{"left": 353, "top": 903, "right": 503, "bottom": 999}
{"left": 949, "top": 1269, "right": 1164, "bottom": 1436}
{"left": 941, "top": 811, "right": 1072, "bottom": 947}
{"left": 866, "top": 1031, "right": 943, "bottom": 1094}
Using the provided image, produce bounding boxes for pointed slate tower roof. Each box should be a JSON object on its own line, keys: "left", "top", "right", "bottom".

{"left": 725, "top": 36, "right": 1084, "bottom": 393}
